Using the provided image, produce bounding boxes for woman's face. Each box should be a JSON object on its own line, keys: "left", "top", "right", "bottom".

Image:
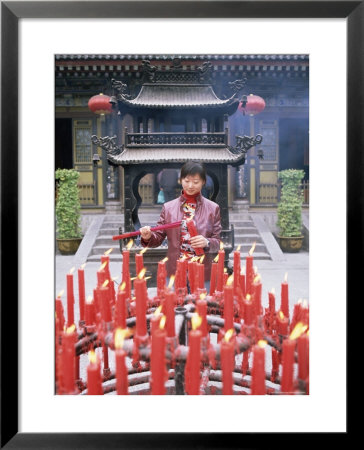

{"left": 181, "top": 174, "right": 205, "bottom": 196}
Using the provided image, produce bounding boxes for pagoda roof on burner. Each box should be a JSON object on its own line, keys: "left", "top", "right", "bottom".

{"left": 106, "top": 146, "right": 243, "bottom": 165}
{"left": 119, "top": 84, "right": 238, "bottom": 109}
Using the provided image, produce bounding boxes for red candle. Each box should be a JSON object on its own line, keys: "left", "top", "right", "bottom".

{"left": 186, "top": 219, "right": 204, "bottom": 256}
{"left": 135, "top": 248, "right": 146, "bottom": 277}
{"left": 196, "top": 297, "right": 208, "bottom": 337}
{"left": 188, "top": 260, "right": 196, "bottom": 294}
{"left": 290, "top": 299, "right": 302, "bottom": 332}
{"left": 271, "top": 347, "right": 279, "bottom": 382}
{"left": 99, "top": 280, "right": 112, "bottom": 323}
{"left": 233, "top": 245, "right": 241, "bottom": 295}
{"left": 209, "top": 261, "right": 217, "bottom": 295}
{"left": 251, "top": 340, "right": 267, "bottom": 395}
{"left": 196, "top": 260, "right": 205, "bottom": 290}
{"left": 115, "top": 282, "right": 128, "bottom": 329}
{"left": 66, "top": 268, "right": 75, "bottom": 327}
{"left": 277, "top": 310, "right": 289, "bottom": 336}
{"left": 280, "top": 273, "right": 289, "bottom": 319}
{"left": 115, "top": 328, "right": 128, "bottom": 395}
{"left": 186, "top": 314, "right": 202, "bottom": 395}
{"left": 223, "top": 277, "right": 234, "bottom": 332}
{"left": 243, "top": 295, "right": 254, "bottom": 326}
{"left": 85, "top": 296, "right": 96, "bottom": 326}
{"left": 253, "top": 274, "right": 262, "bottom": 317}
{"left": 87, "top": 351, "right": 103, "bottom": 395}
{"left": 151, "top": 305, "right": 163, "bottom": 334}
{"left": 55, "top": 293, "right": 65, "bottom": 332}
{"left": 77, "top": 264, "right": 86, "bottom": 322}
{"left": 239, "top": 269, "right": 246, "bottom": 299}
{"left": 61, "top": 324, "right": 77, "bottom": 394}
{"left": 165, "top": 290, "right": 176, "bottom": 338}
{"left": 122, "top": 243, "right": 132, "bottom": 300}
{"left": 280, "top": 338, "right": 296, "bottom": 394}
{"left": 157, "top": 257, "right": 168, "bottom": 293}
{"left": 176, "top": 257, "right": 187, "bottom": 290}
{"left": 289, "top": 322, "right": 309, "bottom": 382}
{"left": 150, "top": 317, "right": 167, "bottom": 395}
{"left": 97, "top": 262, "right": 108, "bottom": 287}
{"left": 268, "top": 289, "right": 276, "bottom": 314}
{"left": 298, "top": 332, "right": 309, "bottom": 381}
{"left": 221, "top": 329, "right": 235, "bottom": 395}
{"left": 134, "top": 271, "right": 148, "bottom": 337}
{"left": 246, "top": 243, "right": 256, "bottom": 294}
{"left": 216, "top": 246, "right": 225, "bottom": 292}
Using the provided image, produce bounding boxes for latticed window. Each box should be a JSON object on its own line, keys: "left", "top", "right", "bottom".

{"left": 73, "top": 120, "right": 92, "bottom": 164}
{"left": 259, "top": 121, "right": 278, "bottom": 161}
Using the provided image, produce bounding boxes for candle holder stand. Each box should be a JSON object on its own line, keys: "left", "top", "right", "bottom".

{"left": 56, "top": 252, "right": 309, "bottom": 396}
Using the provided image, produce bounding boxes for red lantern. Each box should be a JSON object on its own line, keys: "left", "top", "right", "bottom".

{"left": 88, "top": 93, "right": 112, "bottom": 115}
{"left": 238, "top": 94, "right": 265, "bottom": 116}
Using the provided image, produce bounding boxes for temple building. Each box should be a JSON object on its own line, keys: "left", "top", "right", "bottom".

{"left": 55, "top": 54, "right": 309, "bottom": 214}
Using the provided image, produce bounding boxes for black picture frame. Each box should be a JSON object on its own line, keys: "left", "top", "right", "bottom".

{"left": 1, "top": 1, "right": 356, "bottom": 448}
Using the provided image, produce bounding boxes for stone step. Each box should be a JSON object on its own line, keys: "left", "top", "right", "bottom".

{"left": 87, "top": 253, "right": 123, "bottom": 263}
{"left": 228, "top": 252, "right": 271, "bottom": 261}
{"left": 233, "top": 235, "right": 263, "bottom": 244}
{"left": 89, "top": 244, "right": 121, "bottom": 256}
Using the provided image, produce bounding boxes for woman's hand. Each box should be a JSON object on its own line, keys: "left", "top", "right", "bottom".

{"left": 140, "top": 226, "right": 152, "bottom": 241}
{"left": 190, "top": 235, "right": 208, "bottom": 249}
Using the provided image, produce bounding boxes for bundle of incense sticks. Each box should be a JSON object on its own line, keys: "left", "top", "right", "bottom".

{"left": 112, "top": 221, "right": 182, "bottom": 241}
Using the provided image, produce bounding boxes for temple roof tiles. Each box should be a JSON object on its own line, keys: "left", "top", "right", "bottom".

{"left": 119, "top": 84, "right": 237, "bottom": 108}
{"left": 107, "top": 146, "right": 241, "bottom": 165}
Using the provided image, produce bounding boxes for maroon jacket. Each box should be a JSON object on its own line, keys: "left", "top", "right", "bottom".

{"left": 141, "top": 192, "right": 222, "bottom": 279}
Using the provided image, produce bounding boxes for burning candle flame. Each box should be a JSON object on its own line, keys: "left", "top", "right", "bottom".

{"left": 284, "top": 272, "right": 288, "bottom": 282}
{"left": 200, "top": 292, "right": 207, "bottom": 300}
{"left": 115, "top": 328, "right": 127, "bottom": 349}
{"left": 245, "top": 294, "right": 251, "bottom": 302}
{"left": 257, "top": 339, "right": 267, "bottom": 348}
{"left": 102, "top": 279, "right": 109, "bottom": 288}
{"left": 66, "top": 324, "right": 76, "bottom": 334}
{"left": 139, "top": 247, "right": 147, "bottom": 255}
{"left": 253, "top": 274, "right": 261, "bottom": 284}
{"left": 236, "top": 245, "right": 241, "bottom": 252}
{"left": 191, "top": 313, "right": 202, "bottom": 331}
{"left": 226, "top": 275, "right": 234, "bottom": 286}
{"left": 220, "top": 241, "right": 224, "bottom": 250}
{"left": 248, "top": 242, "right": 256, "bottom": 256}
{"left": 224, "top": 328, "right": 234, "bottom": 343}
{"left": 80, "top": 263, "right": 86, "bottom": 270}
{"left": 297, "top": 298, "right": 302, "bottom": 305}
{"left": 104, "top": 248, "right": 113, "bottom": 256}
{"left": 213, "top": 254, "right": 219, "bottom": 263}
{"left": 159, "top": 315, "right": 166, "bottom": 330}
{"left": 99, "top": 261, "right": 107, "bottom": 271}
{"left": 86, "top": 295, "right": 93, "bottom": 304}
{"left": 270, "top": 287, "right": 275, "bottom": 294}
{"left": 190, "top": 256, "right": 199, "bottom": 262}
{"left": 161, "top": 257, "right": 168, "bottom": 263}
{"left": 278, "top": 310, "right": 285, "bottom": 320}
{"left": 303, "top": 299, "right": 308, "bottom": 308}
{"left": 126, "top": 239, "right": 134, "bottom": 250}
{"left": 289, "top": 322, "right": 308, "bottom": 340}
{"left": 119, "top": 281, "right": 126, "bottom": 292}
{"left": 69, "top": 267, "right": 75, "bottom": 274}
{"left": 199, "top": 255, "right": 205, "bottom": 264}
{"left": 154, "top": 305, "right": 163, "bottom": 316}
{"left": 168, "top": 275, "right": 175, "bottom": 289}
{"left": 57, "top": 290, "right": 64, "bottom": 298}
{"left": 88, "top": 350, "right": 97, "bottom": 364}
{"left": 240, "top": 267, "right": 245, "bottom": 275}
{"left": 138, "top": 268, "right": 146, "bottom": 279}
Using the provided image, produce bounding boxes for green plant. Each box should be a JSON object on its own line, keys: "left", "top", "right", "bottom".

{"left": 277, "top": 169, "right": 305, "bottom": 237}
{"left": 55, "top": 168, "right": 82, "bottom": 239}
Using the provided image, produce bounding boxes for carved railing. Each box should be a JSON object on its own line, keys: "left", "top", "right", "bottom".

{"left": 125, "top": 132, "right": 227, "bottom": 147}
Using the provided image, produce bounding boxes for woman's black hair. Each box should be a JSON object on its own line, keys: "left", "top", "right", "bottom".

{"left": 180, "top": 161, "right": 206, "bottom": 183}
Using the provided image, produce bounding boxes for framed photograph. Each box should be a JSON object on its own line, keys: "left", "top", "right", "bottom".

{"left": 1, "top": 1, "right": 357, "bottom": 447}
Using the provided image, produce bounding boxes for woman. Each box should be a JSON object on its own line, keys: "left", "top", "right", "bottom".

{"left": 140, "top": 162, "right": 221, "bottom": 287}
